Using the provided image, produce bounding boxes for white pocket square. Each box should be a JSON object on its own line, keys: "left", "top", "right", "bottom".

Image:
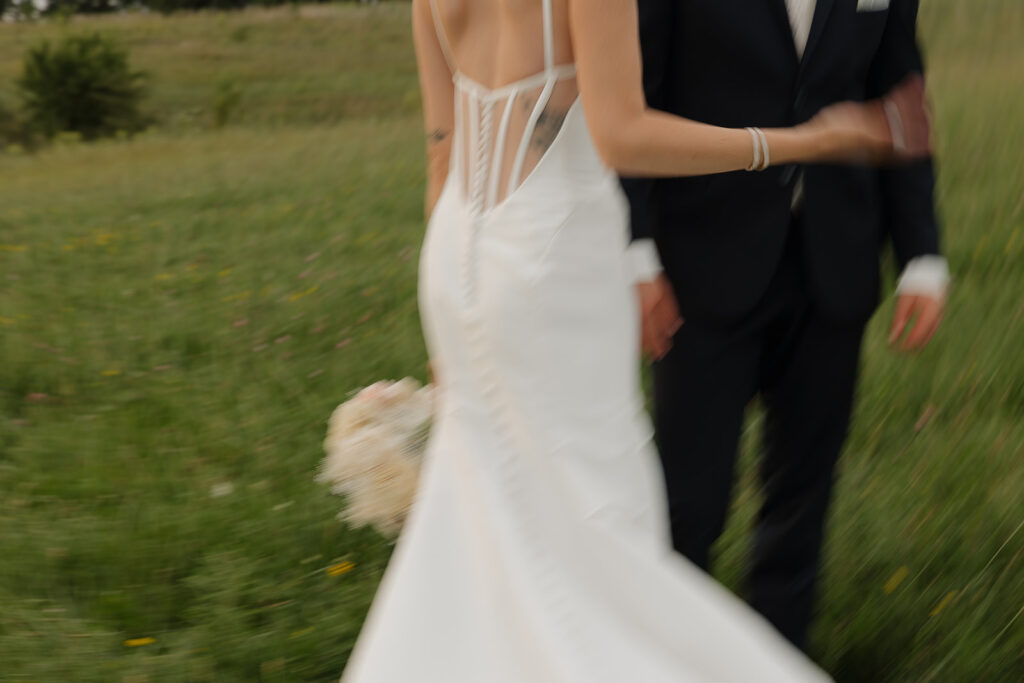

{"left": 857, "top": 0, "right": 890, "bottom": 10}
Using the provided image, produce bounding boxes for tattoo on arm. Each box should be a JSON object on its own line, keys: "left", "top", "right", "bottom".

{"left": 428, "top": 129, "right": 450, "bottom": 145}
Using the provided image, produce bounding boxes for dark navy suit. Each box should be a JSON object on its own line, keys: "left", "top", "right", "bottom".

{"left": 621, "top": 0, "right": 941, "bottom": 648}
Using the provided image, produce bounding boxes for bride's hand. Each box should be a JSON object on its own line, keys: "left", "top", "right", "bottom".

{"left": 806, "top": 74, "right": 932, "bottom": 164}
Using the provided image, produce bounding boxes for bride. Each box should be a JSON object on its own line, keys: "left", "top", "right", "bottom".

{"left": 341, "top": 0, "right": 929, "bottom": 680}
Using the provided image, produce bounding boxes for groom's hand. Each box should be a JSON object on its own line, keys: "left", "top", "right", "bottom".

{"left": 888, "top": 294, "right": 944, "bottom": 351}
{"left": 638, "top": 274, "right": 683, "bottom": 361}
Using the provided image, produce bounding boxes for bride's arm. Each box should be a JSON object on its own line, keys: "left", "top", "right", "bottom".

{"left": 568, "top": 0, "right": 915, "bottom": 177}
{"left": 413, "top": 0, "right": 455, "bottom": 216}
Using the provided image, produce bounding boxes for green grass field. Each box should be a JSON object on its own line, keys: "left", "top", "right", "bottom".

{"left": 1, "top": 2, "right": 1021, "bottom": 681}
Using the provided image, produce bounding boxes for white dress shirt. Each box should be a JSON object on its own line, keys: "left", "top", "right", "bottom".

{"left": 628, "top": 0, "right": 949, "bottom": 300}
{"left": 786, "top": 0, "right": 816, "bottom": 58}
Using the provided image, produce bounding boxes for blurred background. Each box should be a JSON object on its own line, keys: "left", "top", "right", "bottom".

{"left": 0, "top": 0, "right": 1021, "bottom": 681}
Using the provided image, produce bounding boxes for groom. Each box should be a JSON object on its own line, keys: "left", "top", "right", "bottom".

{"left": 622, "top": 0, "right": 948, "bottom": 650}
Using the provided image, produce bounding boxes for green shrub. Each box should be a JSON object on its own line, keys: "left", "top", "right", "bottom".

{"left": 17, "top": 33, "right": 148, "bottom": 141}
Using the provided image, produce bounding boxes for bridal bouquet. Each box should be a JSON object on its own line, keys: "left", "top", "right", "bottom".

{"left": 317, "top": 378, "right": 435, "bottom": 535}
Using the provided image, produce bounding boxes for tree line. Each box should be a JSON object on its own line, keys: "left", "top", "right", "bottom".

{"left": 2, "top": 0, "right": 398, "bottom": 19}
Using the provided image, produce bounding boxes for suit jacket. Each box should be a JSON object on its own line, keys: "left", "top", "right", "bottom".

{"left": 621, "top": 0, "right": 941, "bottom": 325}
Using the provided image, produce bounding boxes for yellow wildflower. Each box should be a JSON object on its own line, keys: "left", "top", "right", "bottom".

{"left": 930, "top": 591, "right": 957, "bottom": 617}
{"left": 289, "top": 285, "right": 319, "bottom": 302}
{"left": 884, "top": 566, "right": 909, "bottom": 594}
{"left": 124, "top": 637, "right": 156, "bottom": 647}
{"left": 223, "top": 291, "right": 252, "bottom": 303}
{"left": 326, "top": 561, "right": 356, "bottom": 577}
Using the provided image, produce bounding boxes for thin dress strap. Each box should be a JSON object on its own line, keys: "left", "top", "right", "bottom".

{"left": 542, "top": 0, "right": 555, "bottom": 73}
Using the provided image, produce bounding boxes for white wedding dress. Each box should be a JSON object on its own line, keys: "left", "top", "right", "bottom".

{"left": 342, "top": 2, "right": 832, "bottom": 680}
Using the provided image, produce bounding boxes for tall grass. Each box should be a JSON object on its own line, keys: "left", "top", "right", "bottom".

{"left": 1, "top": 2, "right": 1022, "bottom": 681}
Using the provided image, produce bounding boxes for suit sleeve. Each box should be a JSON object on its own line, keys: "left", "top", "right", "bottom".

{"left": 619, "top": 0, "right": 676, "bottom": 242}
{"left": 867, "top": 0, "right": 942, "bottom": 269}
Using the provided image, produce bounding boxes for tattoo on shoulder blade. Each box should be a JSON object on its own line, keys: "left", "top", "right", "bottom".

{"left": 519, "top": 94, "right": 567, "bottom": 152}
{"left": 532, "top": 108, "right": 567, "bottom": 151}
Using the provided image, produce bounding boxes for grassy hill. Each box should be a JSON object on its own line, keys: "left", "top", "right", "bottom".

{"left": 1, "top": 2, "right": 1022, "bottom": 681}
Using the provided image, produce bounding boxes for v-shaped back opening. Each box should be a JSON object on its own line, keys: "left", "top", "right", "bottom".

{"left": 430, "top": 0, "right": 580, "bottom": 215}
{"left": 453, "top": 65, "right": 577, "bottom": 103}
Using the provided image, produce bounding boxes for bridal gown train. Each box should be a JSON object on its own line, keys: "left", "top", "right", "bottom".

{"left": 341, "top": 2, "right": 831, "bottom": 680}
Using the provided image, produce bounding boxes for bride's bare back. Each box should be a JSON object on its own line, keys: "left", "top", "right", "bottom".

{"left": 429, "top": 0, "right": 572, "bottom": 88}
{"left": 419, "top": 0, "right": 580, "bottom": 214}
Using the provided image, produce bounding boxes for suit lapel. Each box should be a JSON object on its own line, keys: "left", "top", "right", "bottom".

{"left": 799, "top": 0, "right": 836, "bottom": 74}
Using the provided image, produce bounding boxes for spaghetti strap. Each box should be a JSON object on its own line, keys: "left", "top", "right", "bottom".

{"left": 542, "top": 0, "right": 555, "bottom": 73}
{"left": 428, "top": 0, "right": 457, "bottom": 74}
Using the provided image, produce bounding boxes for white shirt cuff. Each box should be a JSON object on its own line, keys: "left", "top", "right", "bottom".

{"left": 896, "top": 255, "right": 950, "bottom": 300}
{"left": 627, "top": 239, "right": 664, "bottom": 283}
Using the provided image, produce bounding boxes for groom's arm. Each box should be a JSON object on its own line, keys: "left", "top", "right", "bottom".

{"left": 867, "top": 0, "right": 946, "bottom": 279}
{"left": 620, "top": 0, "right": 676, "bottom": 283}
{"left": 867, "top": 0, "right": 949, "bottom": 350}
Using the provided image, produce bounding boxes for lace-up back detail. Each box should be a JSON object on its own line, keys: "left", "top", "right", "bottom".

{"left": 429, "top": 0, "right": 579, "bottom": 215}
